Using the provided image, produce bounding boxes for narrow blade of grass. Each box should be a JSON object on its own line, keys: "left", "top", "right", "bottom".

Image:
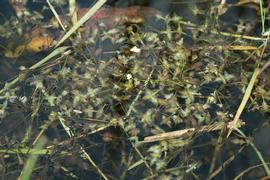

{"left": 47, "top": 0, "right": 66, "bottom": 31}
{"left": 227, "top": 67, "right": 260, "bottom": 137}
{"left": 19, "top": 136, "right": 48, "bottom": 180}
{"left": 0, "top": 46, "right": 70, "bottom": 95}
{"left": 55, "top": 0, "right": 107, "bottom": 47}
{"left": 235, "top": 128, "right": 270, "bottom": 176}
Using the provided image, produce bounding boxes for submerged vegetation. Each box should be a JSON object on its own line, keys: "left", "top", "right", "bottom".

{"left": 0, "top": 0, "right": 270, "bottom": 179}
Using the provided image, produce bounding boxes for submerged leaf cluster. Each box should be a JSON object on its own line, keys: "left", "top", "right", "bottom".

{"left": 1, "top": 5, "right": 270, "bottom": 178}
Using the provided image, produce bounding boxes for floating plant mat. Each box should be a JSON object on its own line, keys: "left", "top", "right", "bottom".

{"left": 1, "top": 1, "right": 270, "bottom": 179}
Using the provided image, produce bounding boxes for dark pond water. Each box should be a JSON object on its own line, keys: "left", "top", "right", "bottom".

{"left": 0, "top": 0, "right": 269, "bottom": 179}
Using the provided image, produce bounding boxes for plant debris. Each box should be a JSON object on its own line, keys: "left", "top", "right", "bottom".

{"left": 0, "top": 1, "right": 270, "bottom": 179}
